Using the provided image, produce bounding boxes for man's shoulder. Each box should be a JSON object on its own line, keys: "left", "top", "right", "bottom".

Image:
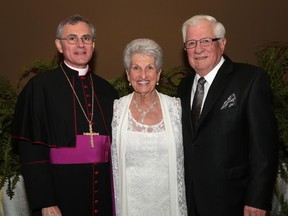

{"left": 92, "top": 73, "right": 114, "bottom": 87}
{"left": 177, "top": 71, "right": 194, "bottom": 96}
{"left": 232, "top": 61, "right": 262, "bottom": 71}
{"left": 22, "top": 67, "right": 60, "bottom": 89}
{"left": 224, "top": 56, "right": 265, "bottom": 74}
{"left": 91, "top": 73, "right": 118, "bottom": 97}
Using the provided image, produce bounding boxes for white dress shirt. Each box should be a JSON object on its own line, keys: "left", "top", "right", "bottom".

{"left": 190, "top": 57, "right": 225, "bottom": 111}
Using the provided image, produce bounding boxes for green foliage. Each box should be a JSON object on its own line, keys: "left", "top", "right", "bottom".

{"left": 0, "top": 58, "right": 58, "bottom": 199}
{"left": 17, "top": 55, "right": 59, "bottom": 89}
{"left": 256, "top": 42, "right": 288, "bottom": 215}
{"left": 272, "top": 182, "right": 288, "bottom": 216}
{"left": 157, "top": 65, "right": 191, "bottom": 96}
{"left": 275, "top": 194, "right": 288, "bottom": 216}
{"left": 256, "top": 42, "right": 288, "bottom": 181}
{"left": 0, "top": 77, "right": 20, "bottom": 199}
{"left": 109, "top": 74, "right": 132, "bottom": 97}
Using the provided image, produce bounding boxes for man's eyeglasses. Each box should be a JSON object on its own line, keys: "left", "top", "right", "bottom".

{"left": 184, "top": 37, "right": 221, "bottom": 49}
{"left": 59, "top": 35, "right": 94, "bottom": 44}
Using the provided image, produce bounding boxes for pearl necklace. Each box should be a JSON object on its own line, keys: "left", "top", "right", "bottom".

{"left": 133, "top": 98, "right": 157, "bottom": 123}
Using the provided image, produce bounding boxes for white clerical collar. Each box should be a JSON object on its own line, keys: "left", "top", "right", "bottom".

{"left": 64, "top": 61, "right": 89, "bottom": 76}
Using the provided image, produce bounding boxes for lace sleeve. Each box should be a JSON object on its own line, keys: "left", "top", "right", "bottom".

{"left": 170, "top": 97, "right": 188, "bottom": 215}
{"left": 111, "top": 99, "right": 121, "bottom": 216}
{"left": 111, "top": 94, "right": 132, "bottom": 216}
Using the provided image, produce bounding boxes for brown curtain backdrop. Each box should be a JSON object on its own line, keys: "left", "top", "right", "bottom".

{"left": 1, "top": 0, "right": 288, "bottom": 90}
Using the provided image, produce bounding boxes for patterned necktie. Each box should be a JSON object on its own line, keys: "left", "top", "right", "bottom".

{"left": 191, "top": 77, "right": 206, "bottom": 128}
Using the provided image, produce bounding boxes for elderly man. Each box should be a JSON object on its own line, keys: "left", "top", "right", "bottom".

{"left": 177, "top": 14, "right": 278, "bottom": 216}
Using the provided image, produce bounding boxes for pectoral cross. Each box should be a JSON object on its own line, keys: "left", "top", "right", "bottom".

{"left": 83, "top": 122, "right": 99, "bottom": 148}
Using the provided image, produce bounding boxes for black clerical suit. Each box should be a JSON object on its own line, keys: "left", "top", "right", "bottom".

{"left": 12, "top": 63, "right": 118, "bottom": 216}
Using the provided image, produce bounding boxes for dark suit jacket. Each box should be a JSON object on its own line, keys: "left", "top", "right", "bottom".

{"left": 177, "top": 56, "right": 278, "bottom": 216}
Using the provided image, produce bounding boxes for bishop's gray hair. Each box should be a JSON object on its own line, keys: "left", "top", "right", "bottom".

{"left": 56, "top": 14, "right": 96, "bottom": 39}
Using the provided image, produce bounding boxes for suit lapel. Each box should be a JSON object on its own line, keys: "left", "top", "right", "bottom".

{"left": 196, "top": 57, "right": 234, "bottom": 131}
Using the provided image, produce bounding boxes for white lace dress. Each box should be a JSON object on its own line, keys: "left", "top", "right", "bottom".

{"left": 111, "top": 92, "right": 187, "bottom": 216}
{"left": 126, "top": 112, "right": 170, "bottom": 215}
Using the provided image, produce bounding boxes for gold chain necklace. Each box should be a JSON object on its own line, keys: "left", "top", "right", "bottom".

{"left": 133, "top": 98, "right": 157, "bottom": 123}
{"left": 60, "top": 64, "right": 97, "bottom": 148}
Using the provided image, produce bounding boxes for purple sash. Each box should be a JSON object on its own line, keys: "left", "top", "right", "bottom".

{"left": 50, "top": 135, "right": 110, "bottom": 164}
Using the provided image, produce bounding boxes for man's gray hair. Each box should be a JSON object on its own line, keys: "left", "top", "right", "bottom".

{"left": 56, "top": 14, "right": 96, "bottom": 39}
{"left": 181, "top": 14, "right": 226, "bottom": 42}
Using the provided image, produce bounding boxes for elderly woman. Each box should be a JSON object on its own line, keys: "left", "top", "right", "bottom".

{"left": 111, "top": 38, "right": 187, "bottom": 215}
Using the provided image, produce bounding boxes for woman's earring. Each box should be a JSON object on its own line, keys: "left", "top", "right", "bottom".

{"left": 156, "top": 82, "right": 159, "bottom": 86}
{"left": 129, "top": 83, "right": 131, "bottom": 86}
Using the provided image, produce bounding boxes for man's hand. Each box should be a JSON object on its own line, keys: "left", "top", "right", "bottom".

{"left": 244, "top": 205, "right": 267, "bottom": 216}
{"left": 42, "top": 206, "right": 62, "bottom": 216}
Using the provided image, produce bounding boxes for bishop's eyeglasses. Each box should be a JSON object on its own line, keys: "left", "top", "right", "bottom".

{"left": 184, "top": 37, "right": 221, "bottom": 49}
{"left": 59, "top": 35, "right": 94, "bottom": 44}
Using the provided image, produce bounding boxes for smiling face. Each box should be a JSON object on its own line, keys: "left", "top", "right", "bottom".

{"left": 127, "top": 53, "right": 161, "bottom": 96}
{"left": 185, "top": 20, "right": 226, "bottom": 76}
{"left": 55, "top": 22, "right": 95, "bottom": 69}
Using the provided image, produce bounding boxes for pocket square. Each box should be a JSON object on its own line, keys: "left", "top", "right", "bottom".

{"left": 220, "top": 93, "right": 237, "bottom": 110}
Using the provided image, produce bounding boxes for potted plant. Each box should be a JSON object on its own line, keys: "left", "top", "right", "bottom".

{"left": 0, "top": 57, "right": 59, "bottom": 199}
{"left": 0, "top": 77, "right": 19, "bottom": 199}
